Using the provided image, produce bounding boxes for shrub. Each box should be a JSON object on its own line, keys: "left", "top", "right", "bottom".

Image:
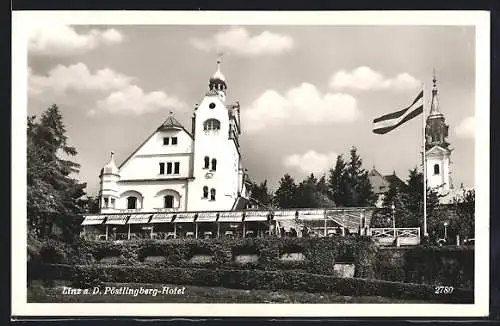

{"left": 36, "top": 263, "right": 473, "bottom": 303}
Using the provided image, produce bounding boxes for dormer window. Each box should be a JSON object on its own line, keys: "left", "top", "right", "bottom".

{"left": 204, "top": 119, "right": 221, "bottom": 131}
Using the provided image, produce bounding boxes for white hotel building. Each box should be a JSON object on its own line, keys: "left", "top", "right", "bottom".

{"left": 98, "top": 60, "right": 250, "bottom": 214}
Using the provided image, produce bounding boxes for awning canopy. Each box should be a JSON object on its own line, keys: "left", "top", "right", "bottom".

{"left": 244, "top": 211, "right": 269, "bottom": 221}
{"left": 196, "top": 212, "right": 218, "bottom": 222}
{"left": 174, "top": 212, "right": 196, "bottom": 223}
{"left": 127, "top": 214, "right": 152, "bottom": 224}
{"left": 277, "top": 219, "right": 302, "bottom": 233}
{"left": 298, "top": 209, "right": 325, "bottom": 220}
{"left": 105, "top": 214, "right": 129, "bottom": 225}
{"left": 150, "top": 213, "right": 175, "bottom": 224}
{"left": 273, "top": 210, "right": 297, "bottom": 220}
{"left": 218, "top": 211, "right": 244, "bottom": 222}
{"left": 81, "top": 215, "right": 106, "bottom": 226}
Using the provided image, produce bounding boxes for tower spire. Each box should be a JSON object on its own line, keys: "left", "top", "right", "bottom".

{"left": 429, "top": 69, "right": 442, "bottom": 117}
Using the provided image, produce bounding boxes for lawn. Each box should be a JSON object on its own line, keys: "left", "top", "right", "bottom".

{"left": 27, "top": 280, "right": 426, "bottom": 303}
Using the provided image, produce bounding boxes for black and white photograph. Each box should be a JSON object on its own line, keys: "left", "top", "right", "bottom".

{"left": 12, "top": 11, "right": 490, "bottom": 317}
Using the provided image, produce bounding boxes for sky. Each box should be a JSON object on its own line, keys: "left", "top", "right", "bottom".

{"left": 27, "top": 24, "right": 476, "bottom": 196}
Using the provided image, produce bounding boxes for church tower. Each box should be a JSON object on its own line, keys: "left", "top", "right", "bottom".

{"left": 187, "top": 59, "right": 244, "bottom": 211}
{"left": 425, "top": 73, "right": 452, "bottom": 195}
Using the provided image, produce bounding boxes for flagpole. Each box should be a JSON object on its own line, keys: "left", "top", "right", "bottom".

{"left": 422, "top": 82, "right": 428, "bottom": 238}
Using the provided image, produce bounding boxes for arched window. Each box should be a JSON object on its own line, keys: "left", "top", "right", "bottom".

{"left": 210, "top": 188, "right": 216, "bottom": 201}
{"left": 434, "top": 164, "right": 440, "bottom": 175}
{"left": 127, "top": 196, "right": 137, "bottom": 209}
{"left": 203, "top": 186, "right": 208, "bottom": 199}
{"left": 203, "top": 119, "right": 221, "bottom": 131}
{"left": 211, "top": 158, "right": 217, "bottom": 171}
{"left": 204, "top": 156, "right": 210, "bottom": 169}
{"left": 164, "top": 195, "right": 174, "bottom": 208}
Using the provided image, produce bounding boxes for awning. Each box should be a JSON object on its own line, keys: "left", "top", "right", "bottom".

{"left": 81, "top": 215, "right": 106, "bottom": 226}
{"left": 150, "top": 213, "right": 175, "bottom": 223}
{"left": 196, "top": 212, "right": 218, "bottom": 222}
{"left": 298, "top": 209, "right": 325, "bottom": 220}
{"left": 218, "top": 211, "right": 244, "bottom": 222}
{"left": 244, "top": 211, "right": 269, "bottom": 221}
{"left": 127, "top": 214, "right": 152, "bottom": 224}
{"left": 105, "top": 215, "right": 129, "bottom": 225}
{"left": 174, "top": 212, "right": 196, "bottom": 223}
{"left": 277, "top": 219, "right": 302, "bottom": 233}
{"left": 273, "top": 210, "right": 297, "bottom": 220}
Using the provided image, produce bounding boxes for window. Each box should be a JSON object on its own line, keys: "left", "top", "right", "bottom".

{"left": 171, "top": 137, "right": 178, "bottom": 145}
{"left": 203, "top": 186, "right": 208, "bottom": 199}
{"left": 434, "top": 164, "right": 440, "bottom": 175}
{"left": 110, "top": 198, "right": 115, "bottom": 208}
{"left": 210, "top": 188, "right": 216, "bottom": 201}
{"left": 167, "top": 162, "right": 173, "bottom": 174}
{"left": 163, "top": 137, "right": 170, "bottom": 145}
{"left": 159, "top": 162, "right": 165, "bottom": 174}
{"left": 127, "top": 197, "right": 137, "bottom": 209}
{"left": 209, "top": 102, "right": 216, "bottom": 109}
{"left": 103, "top": 197, "right": 109, "bottom": 208}
{"left": 204, "top": 156, "right": 210, "bottom": 169}
{"left": 164, "top": 195, "right": 174, "bottom": 208}
{"left": 174, "top": 162, "right": 180, "bottom": 174}
{"left": 211, "top": 158, "right": 217, "bottom": 171}
{"left": 203, "top": 119, "right": 221, "bottom": 131}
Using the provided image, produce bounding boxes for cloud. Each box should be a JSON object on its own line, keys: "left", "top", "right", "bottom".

{"left": 329, "top": 66, "right": 421, "bottom": 91}
{"left": 29, "top": 63, "right": 132, "bottom": 95}
{"left": 284, "top": 150, "right": 339, "bottom": 175}
{"left": 28, "top": 25, "right": 124, "bottom": 57}
{"left": 190, "top": 27, "right": 294, "bottom": 56}
{"left": 455, "top": 116, "right": 475, "bottom": 139}
{"left": 97, "top": 85, "right": 185, "bottom": 116}
{"left": 29, "top": 63, "right": 185, "bottom": 116}
{"left": 243, "top": 82, "right": 359, "bottom": 132}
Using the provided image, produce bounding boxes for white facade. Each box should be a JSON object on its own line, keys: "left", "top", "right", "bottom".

{"left": 425, "top": 145, "right": 451, "bottom": 195}
{"left": 98, "top": 61, "right": 248, "bottom": 214}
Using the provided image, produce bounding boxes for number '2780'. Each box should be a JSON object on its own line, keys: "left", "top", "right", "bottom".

{"left": 434, "top": 286, "right": 454, "bottom": 294}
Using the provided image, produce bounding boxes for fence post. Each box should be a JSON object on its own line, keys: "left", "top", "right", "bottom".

{"left": 324, "top": 210, "right": 327, "bottom": 237}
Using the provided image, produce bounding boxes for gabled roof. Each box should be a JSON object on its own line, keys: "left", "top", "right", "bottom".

{"left": 426, "top": 145, "right": 451, "bottom": 155}
{"left": 118, "top": 114, "right": 192, "bottom": 169}
{"left": 383, "top": 174, "right": 407, "bottom": 190}
{"left": 157, "top": 115, "right": 193, "bottom": 138}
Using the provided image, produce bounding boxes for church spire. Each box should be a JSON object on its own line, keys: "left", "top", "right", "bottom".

{"left": 429, "top": 70, "right": 443, "bottom": 118}
{"left": 425, "top": 71, "right": 449, "bottom": 150}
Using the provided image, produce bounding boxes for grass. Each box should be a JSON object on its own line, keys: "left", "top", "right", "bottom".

{"left": 27, "top": 280, "right": 427, "bottom": 303}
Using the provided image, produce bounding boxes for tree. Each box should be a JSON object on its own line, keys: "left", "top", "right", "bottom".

{"left": 273, "top": 174, "right": 298, "bottom": 208}
{"left": 452, "top": 189, "right": 475, "bottom": 241}
{"left": 327, "top": 147, "right": 376, "bottom": 207}
{"left": 248, "top": 180, "right": 273, "bottom": 207}
{"left": 296, "top": 173, "right": 319, "bottom": 208}
{"left": 27, "top": 104, "right": 87, "bottom": 240}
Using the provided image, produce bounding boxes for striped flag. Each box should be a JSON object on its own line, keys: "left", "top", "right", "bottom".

{"left": 372, "top": 90, "right": 424, "bottom": 134}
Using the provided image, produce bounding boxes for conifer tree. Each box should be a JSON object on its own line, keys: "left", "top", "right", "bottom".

{"left": 273, "top": 174, "right": 298, "bottom": 208}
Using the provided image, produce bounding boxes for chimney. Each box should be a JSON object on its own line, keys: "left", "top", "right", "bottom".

{"left": 192, "top": 104, "right": 198, "bottom": 136}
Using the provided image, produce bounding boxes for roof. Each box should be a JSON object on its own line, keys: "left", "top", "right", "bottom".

{"left": 368, "top": 168, "right": 407, "bottom": 194}
{"left": 157, "top": 115, "right": 192, "bottom": 138}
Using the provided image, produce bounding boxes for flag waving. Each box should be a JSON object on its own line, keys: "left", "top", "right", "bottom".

{"left": 372, "top": 90, "right": 424, "bottom": 134}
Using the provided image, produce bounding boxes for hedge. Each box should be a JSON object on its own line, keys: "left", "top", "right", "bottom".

{"left": 374, "top": 246, "right": 474, "bottom": 289}
{"left": 30, "top": 263, "right": 473, "bottom": 303}
{"left": 31, "top": 237, "right": 378, "bottom": 277}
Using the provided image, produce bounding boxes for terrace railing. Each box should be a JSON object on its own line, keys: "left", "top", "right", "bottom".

{"left": 370, "top": 227, "right": 420, "bottom": 246}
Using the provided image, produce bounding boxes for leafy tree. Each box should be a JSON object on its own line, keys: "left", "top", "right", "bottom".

{"left": 451, "top": 189, "right": 475, "bottom": 241}
{"left": 248, "top": 180, "right": 273, "bottom": 207}
{"left": 27, "top": 104, "right": 87, "bottom": 240}
{"left": 327, "top": 147, "right": 376, "bottom": 207}
{"left": 273, "top": 174, "right": 298, "bottom": 208}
